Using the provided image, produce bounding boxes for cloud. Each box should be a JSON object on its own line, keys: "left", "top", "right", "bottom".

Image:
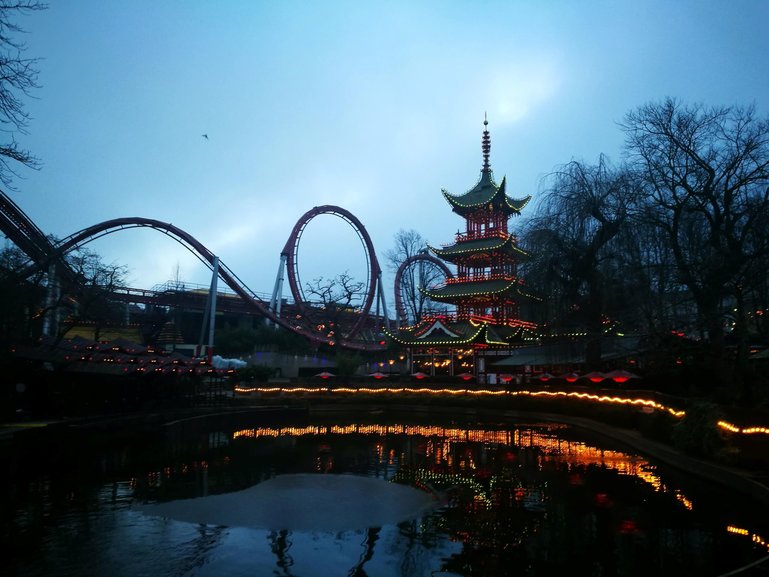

{"left": 209, "top": 223, "right": 259, "bottom": 254}
{"left": 485, "top": 57, "right": 560, "bottom": 125}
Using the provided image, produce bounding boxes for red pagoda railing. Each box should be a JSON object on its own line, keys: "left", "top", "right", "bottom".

{"left": 417, "top": 313, "right": 537, "bottom": 330}
{"left": 444, "top": 273, "right": 518, "bottom": 285}
{"left": 452, "top": 230, "right": 513, "bottom": 243}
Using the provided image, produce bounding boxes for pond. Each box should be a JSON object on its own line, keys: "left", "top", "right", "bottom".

{"left": 3, "top": 408, "right": 769, "bottom": 576}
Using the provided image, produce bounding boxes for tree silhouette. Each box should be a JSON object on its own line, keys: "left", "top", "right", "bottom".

{"left": 0, "top": 0, "right": 45, "bottom": 187}
{"left": 622, "top": 98, "right": 769, "bottom": 388}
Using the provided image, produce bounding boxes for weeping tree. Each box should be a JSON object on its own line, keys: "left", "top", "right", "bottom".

{"left": 621, "top": 98, "right": 769, "bottom": 390}
{"left": 522, "top": 155, "right": 640, "bottom": 367}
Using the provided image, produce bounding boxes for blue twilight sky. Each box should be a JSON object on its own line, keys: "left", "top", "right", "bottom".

{"left": 7, "top": 0, "right": 769, "bottom": 304}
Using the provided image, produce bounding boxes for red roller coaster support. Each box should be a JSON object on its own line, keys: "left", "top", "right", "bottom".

{"left": 274, "top": 205, "right": 389, "bottom": 340}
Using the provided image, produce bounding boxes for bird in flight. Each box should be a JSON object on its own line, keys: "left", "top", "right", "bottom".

{"left": 201, "top": 134, "right": 208, "bottom": 140}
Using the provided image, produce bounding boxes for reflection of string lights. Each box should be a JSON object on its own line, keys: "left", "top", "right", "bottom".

{"left": 396, "top": 468, "right": 493, "bottom": 508}
{"left": 727, "top": 525, "right": 769, "bottom": 552}
{"left": 134, "top": 418, "right": 766, "bottom": 558}
{"left": 230, "top": 419, "right": 720, "bottom": 538}
{"left": 234, "top": 423, "right": 515, "bottom": 441}
{"left": 230, "top": 421, "right": 689, "bottom": 512}
{"left": 675, "top": 490, "right": 693, "bottom": 511}
{"left": 231, "top": 420, "right": 768, "bottom": 548}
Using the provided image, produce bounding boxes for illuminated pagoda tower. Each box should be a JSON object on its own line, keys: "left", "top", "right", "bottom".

{"left": 386, "top": 117, "right": 539, "bottom": 379}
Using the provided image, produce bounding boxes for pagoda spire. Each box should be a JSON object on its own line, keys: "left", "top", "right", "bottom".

{"left": 482, "top": 113, "right": 491, "bottom": 172}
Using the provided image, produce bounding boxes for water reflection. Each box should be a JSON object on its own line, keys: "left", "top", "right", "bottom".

{"left": 4, "top": 416, "right": 769, "bottom": 576}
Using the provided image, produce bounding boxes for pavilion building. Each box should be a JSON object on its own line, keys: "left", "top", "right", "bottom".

{"left": 385, "top": 118, "right": 540, "bottom": 381}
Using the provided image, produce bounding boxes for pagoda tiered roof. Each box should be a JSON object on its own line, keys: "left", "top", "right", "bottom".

{"left": 429, "top": 233, "right": 530, "bottom": 263}
{"left": 383, "top": 317, "right": 536, "bottom": 347}
{"left": 420, "top": 277, "right": 540, "bottom": 303}
{"left": 442, "top": 171, "right": 531, "bottom": 217}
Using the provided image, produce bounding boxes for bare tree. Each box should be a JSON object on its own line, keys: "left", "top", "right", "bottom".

{"left": 0, "top": 0, "right": 45, "bottom": 187}
{"left": 385, "top": 228, "right": 446, "bottom": 325}
{"left": 385, "top": 229, "right": 427, "bottom": 274}
{"left": 54, "top": 247, "right": 128, "bottom": 341}
{"left": 303, "top": 271, "right": 365, "bottom": 341}
{"left": 622, "top": 98, "right": 769, "bottom": 387}
{"left": 522, "top": 156, "right": 639, "bottom": 366}
{"left": 620, "top": 206, "right": 695, "bottom": 337}
{"left": 0, "top": 240, "right": 129, "bottom": 342}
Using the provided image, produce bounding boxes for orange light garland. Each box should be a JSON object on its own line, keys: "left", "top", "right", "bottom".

{"left": 512, "top": 389, "right": 686, "bottom": 418}
{"left": 718, "top": 420, "right": 769, "bottom": 435}
{"left": 231, "top": 385, "right": 769, "bottom": 435}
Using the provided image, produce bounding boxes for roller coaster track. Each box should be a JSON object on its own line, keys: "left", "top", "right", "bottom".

{"left": 280, "top": 205, "right": 386, "bottom": 340}
{"left": 393, "top": 253, "right": 453, "bottom": 326}
{"left": 0, "top": 191, "right": 386, "bottom": 351}
{"left": 0, "top": 189, "right": 59, "bottom": 269}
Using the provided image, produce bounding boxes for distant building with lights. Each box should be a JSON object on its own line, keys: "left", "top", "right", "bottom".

{"left": 385, "top": 118, "right": 540, "bottom": 381}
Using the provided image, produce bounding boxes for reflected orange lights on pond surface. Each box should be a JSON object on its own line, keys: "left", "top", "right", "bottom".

{"left": 227, "top": 420, "right": 769, "bottom": 554}
{"left": 233, "top": 423, "right": 678, "bottom": 507}
{"left": 728, "top": 525, "right": 769, "bottom": 553}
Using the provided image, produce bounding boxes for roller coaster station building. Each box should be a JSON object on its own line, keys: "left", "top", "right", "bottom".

{"left": 385, "top": 119, "right": 541, "bottom": 381}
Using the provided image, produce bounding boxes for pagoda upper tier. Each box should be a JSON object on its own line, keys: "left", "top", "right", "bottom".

{"left": 440, "top": 116, "right": 530, "bottom": 218}
{"left": 442, "top": 171, "right": 531, "bottom": 218}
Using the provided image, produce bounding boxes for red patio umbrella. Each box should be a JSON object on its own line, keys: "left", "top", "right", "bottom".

{"left": 411, "top": 372, "right": 429, "bottom": 380}
{"left": 557, "top": 372, "right": 580, "bottom": 383}
{"left": 368, "top": 372, "right": 387, "bottom": 379}
{"left": 604, "top": 369, "right": 640, "bottom": 384}
{"left": 457, "top": 372, "right": 475, "bottom": 381}
{"left": 582, "top": 371, "right": 606, "bottom": 383}
{"left": 315, "top": 371, "right": 335, "bottom": 379}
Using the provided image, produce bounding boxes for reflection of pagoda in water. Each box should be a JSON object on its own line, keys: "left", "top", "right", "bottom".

{"left": 134, "top": 420, "right": 765, "bottom": 573}
{"left": 385, "top": 118, "right": 539, "bottom": 378}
